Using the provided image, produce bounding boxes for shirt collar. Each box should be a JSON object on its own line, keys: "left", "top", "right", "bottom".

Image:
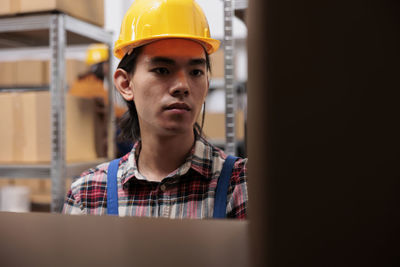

{"left": 120, "top": 135, "right": 217, "bottom": 185}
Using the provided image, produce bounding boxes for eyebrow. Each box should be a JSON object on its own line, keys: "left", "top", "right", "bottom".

{"left": 149, "top": 57, "right": 206, "bottom": 66}
{"left": 189, "top": 58, "right": 206, "bottom": 66}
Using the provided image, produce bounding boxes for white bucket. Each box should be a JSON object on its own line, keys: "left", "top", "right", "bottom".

{"left": 0, "top": 186, "right": 31, "bottom": 212}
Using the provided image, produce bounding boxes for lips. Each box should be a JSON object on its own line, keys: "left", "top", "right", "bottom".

{"left": 164, "top": 102, "right": 191, "bottom": 111}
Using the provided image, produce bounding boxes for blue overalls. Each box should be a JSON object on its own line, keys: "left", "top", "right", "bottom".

{"left": 106, "top": 155, "right": 238, "bottom": 218}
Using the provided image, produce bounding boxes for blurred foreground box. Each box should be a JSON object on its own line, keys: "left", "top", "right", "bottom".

{"left": 0, "top": 92, "right": 97, "bottom": 163}
{"left": 0, "top": 212, "right": 249, "bottom": 267}
{"left": 0, "top": 0, "right": 104, "bottom": 26}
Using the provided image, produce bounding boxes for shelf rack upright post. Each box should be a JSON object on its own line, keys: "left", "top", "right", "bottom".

{"left": 223, "top": 0, "right": 248, "bottom": 156}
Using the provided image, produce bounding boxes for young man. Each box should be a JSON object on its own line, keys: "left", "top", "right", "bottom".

{"left": 63, "top": 0, "right": 248, "bottom": 219}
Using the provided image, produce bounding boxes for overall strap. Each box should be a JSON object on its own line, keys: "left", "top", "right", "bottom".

{"left": 107, "top": 158, "right": 121, "bottom": 216}
{"left": 213, "top": 155, "right": 239, "bottom": 219}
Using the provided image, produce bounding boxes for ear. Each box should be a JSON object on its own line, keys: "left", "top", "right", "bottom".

{"left": 114, "top": 68, "right": 134, "bottom": 101}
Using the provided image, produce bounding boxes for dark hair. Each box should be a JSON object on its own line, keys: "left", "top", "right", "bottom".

{"left": 78, "top": 62, "right": 106, "bottom": 81}
{"left": 90, "top": 62, "right": 106, "bottom": 81}
{"left": 117, "top": 44, "right": 211, "bottom": 143}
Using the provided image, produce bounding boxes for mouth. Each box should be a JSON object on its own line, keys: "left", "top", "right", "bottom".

{"left": 164, "top": 102, "right": 191, "bottom": 111}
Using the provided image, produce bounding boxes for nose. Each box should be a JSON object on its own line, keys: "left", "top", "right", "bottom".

{"left": 169, "top": 71, "right": 190, "bottom": 97}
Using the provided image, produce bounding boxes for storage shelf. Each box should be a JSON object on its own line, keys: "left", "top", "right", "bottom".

{"left": 0, "top": 13, "right": 114, "bottom": 212}
{"left": 0, "top": 86, "right": 49, "bottom": 92}
{"left": 0, "top": 159, "right": 107, "bottom": 178}
{"left": 0, "top": 44, "right": 92, "bottom": 61}
{"left": 0, "top": 13, "right": 111, "bottom": 48}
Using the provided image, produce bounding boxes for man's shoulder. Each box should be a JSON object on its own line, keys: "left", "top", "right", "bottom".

{"left": 70, "top": 161, "right": 110, "bottom": 192}
{"left": 231, "top": 157, "right": 247, "bottom": 181}
{"left": 201, "top": 137, "right": 247, "bottom": 165}
{"left": 232, "top": 156, "right": 247, "bottom": 168}
{"left": 197, "top": 136, "right": 247, "bottom": 178}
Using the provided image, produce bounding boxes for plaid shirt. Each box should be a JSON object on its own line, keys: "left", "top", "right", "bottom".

{"left": 63, "top": 135, "right": 248, "bottom": 219}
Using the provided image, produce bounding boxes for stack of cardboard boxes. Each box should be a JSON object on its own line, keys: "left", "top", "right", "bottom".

{"left": 0, "top": 0, "right": 104, "bottom": 209}
{"left": 0, "top": 60, "right": 101, "bottom": 208}
{"left": 0, "top": 59, "right": 97, "bottom": 163}
{"left": 0, "top": 61, "right": 98, "bottom": 209}
{"left": 0, "top": 91, "right": 98, "bottom": 163}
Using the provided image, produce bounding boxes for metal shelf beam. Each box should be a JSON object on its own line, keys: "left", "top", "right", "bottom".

{"left": 65, "top": 15, "right": 112, "bottom": 45}
{"left": 0, "top": 86, "right": 49, "bottom": 92}
{"left": 0, "top": 15, "right": 52, "bottom": 32}
{"left": 0, "top": 159, "right": 107, "bottom": 178}
{"left": 0, "top": 14, "right": 113, "bottom": 48}
{"left": 0, "top": 164, "right": 50, "bottom": 178}
{"left": 0, "top": 45, "right": 93, "bottom": 61}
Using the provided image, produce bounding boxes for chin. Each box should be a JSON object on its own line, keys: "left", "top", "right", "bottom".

{"left": 161, "top": 124, "right": 193, "bottom": 136}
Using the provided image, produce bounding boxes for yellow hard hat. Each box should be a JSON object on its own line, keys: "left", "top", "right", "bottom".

{"left": 113, "top": 0, "right": 220, "bottom": 59}
{"left": 86, "top": 44, "right": 109, "bottom": 65}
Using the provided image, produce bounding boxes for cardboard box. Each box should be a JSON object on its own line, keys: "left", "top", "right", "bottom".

{"left": 0, "top": 0, "right": 11, "bottom": 15}
{"left": 0, "top": 0, "right": 19, "bottom": 15}
{"left": 0, "top": 179, "right": 13, "bottom": 187}
{"left": 201, "top": 111, "right": 246, "bottom": 140}
{"left": 65, "top": 59, "right": 87, "bottom": 86}
{"left": 43, "top": 59, "right": 87, "bottom": 87}
{"left": 65, "top": 93, "right": 97, "bottom": 162}
{"left": 0, "top": 61, "right": 17, "bottom": 86}
{"left": 0, "top": 212, "right": 249, "bottom": 267}
{"left": 210, "top": 49, "right": 224, "bottom": 79}
{"left": 0, "top": 60, "right": 47, "bottom": 87}
{"left": 0, "top": 0, "right": 103, "bottom": 26}
{"left": 16, "top": 60, "right": 48, "bottom": 86}
{"left": 0, "top": 93, "right": 16, "bottom": 161}
{"left": 0, "top": 59, "right": 86, "bottom": 87}
{"left": 17, "top": 91, "right": 51, "bottom": 162}
{"left": 0, "top": 91, "right": 97, "bottom": 163}
{"left": 17, "top": 0, "right": 104, "bottom": 26}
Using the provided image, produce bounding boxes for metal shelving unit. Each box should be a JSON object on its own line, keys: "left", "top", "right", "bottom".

{"left": 0, "top": 13, "right": 114, "bottom": 212}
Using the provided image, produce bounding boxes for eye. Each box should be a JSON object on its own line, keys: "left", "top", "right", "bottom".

{"left": 152, "top": 67, "right": 169, "bottom": 75}
{"left": 190, "top": 69, "right": 204, "bottom": 76}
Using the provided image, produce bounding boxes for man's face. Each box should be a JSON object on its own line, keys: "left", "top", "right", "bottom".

{"left": 129, "top": 39, "right": 209, "bottom": 137}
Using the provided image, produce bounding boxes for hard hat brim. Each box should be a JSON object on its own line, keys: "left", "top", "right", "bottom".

{"left": 114, "top": 35, "right": 220, "bottom": 59}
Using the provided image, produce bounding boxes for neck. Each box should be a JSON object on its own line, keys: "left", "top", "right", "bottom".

{"left": 137, "top": 130, "right": 195, "bottom": 182}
